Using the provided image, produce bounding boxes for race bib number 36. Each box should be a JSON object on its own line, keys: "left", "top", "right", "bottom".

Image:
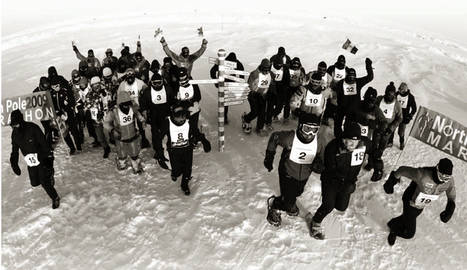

{"left": 24, "top": 153, "right": 40, "bottom": 167}
{"left": 351, "top": 147, "right": 365, "bottom": 166}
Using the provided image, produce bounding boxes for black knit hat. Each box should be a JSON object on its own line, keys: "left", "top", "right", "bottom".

{"left": 10, "top": 109, "right": 24, "bottom": 126}
{"left": 385, "top": 82, "right": 396, "bottom": 93}
{"left": 342, "top": 121, "right": 361, "bottom": 140}
{"left": 438, "top": 158, "right": 453, "bottom": 175}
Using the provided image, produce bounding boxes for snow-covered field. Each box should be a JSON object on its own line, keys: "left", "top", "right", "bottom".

{"left": 2, "top": 9, "right": 467, "bottom": 270}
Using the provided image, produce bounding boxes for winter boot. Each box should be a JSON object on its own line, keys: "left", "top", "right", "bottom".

{"left": 201, "top": 136, "right": 212, "bottom": 153}
{"left": 387, "top": 232, "right": 397, "bottom": 246}
{"left": 154, "top": 153, "right": 169, "bottom": 170}
{"left": 399, "top": 136, "right": 405, "bottom": 150}
{"left": 386, "top": 142, "right": 393, "bottom": 148}
{"left": 241, "top": 113, "right": 252, "bottom": 134}
{"left": 265, "top": 123, "right": 274, "bottom": 131}
{"left": 130, "top": 158, "right": 143, "bottom": 174}
{"left": 286, "top": 203, "right": 300, "bottom": 216}
{"left": 308, "top": 219, "right": 325, "bottom": 240}
{"left": 171, "top": 175, "right": 178, "bottom": 182}
{"left": 364, "top": 162, "right": 373, "bottom": 171}
{"left": 69, "top": 147, "right": 76, "bottom": 155}
{"left": 266, "top": 196, "right": 282, "bottom": 227}
{"left": 77, "top": 144, "right": 82, "bottom": 151}
{"left": 181, "top": 177, "right": 191, "bottom": 195}
{"left": 103, "top": 146, "right": 111, "bottom": 158}
{"left": 116, "top": 157, "right": 127, "bottom": 170}
{"left": 255, "top": 128, "right": 268, "bottom": 137}
{"left": 371, "top": 169, "right": 384, "bottom": 182}
{"left": 141, "top": 137, "right": 151, "bottom": 149}
{"left": 52, "top": 196, "right": 60, "bottom": 209}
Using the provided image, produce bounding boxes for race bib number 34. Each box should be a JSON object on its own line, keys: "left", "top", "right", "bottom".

{"left": 24, "top": 153, "right": 40, "bottom": 167}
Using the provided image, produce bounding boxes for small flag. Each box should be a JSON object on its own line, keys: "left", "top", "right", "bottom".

{"left": 342, "top": 39, "right": 358, "bottom": 54}
{"left": 154, "top": 28, "right": 163, "bottom": 38}
{"left": 197, "top": 27, "right": 204, "bottom": 37}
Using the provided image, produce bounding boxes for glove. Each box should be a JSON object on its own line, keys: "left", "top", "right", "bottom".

{"left": 160, "top": 37, "right": 166, "bottom": 44}
{"left": 43, "top": 154, "right": 54, "bottom": 168}
{"left": 384, "top": 128, "right": 392, "bottom": 136}
{"left": 201, "top": 136, "right": 211, "bottom": 153}
{"left": 365, "top": 58, "right": 372, "bottom": 67}
{"left": 12, "top": 164, "right": 21, "bottom": 176}
{"left": 383, "top": 171, "right": 399, "bottom": 194}
{"left": 263, "top": 150, "right": 274, "bottom": 172}
{"left": 202, "top": 39, "right": 208, "bottom": 46}
{"left": 440, "top": 200, "right": 455, "bottom": 223}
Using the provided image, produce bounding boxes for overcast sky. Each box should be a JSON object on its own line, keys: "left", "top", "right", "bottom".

{"left": 2, "top": 0, "right": 467, "bottom": 45}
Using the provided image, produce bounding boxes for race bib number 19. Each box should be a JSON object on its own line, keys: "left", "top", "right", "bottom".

{"left": 414, "top": 192, "right": 439, "bottom": 208}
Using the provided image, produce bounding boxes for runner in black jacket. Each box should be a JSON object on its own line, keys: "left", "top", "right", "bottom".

{"left": 307, "top": 121, "right": 368, "bottom": 240}
{"left": 9, "top": 110, "right": 60, "bottom": 209}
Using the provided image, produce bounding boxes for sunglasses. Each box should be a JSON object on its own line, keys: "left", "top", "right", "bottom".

{"left": 301, "top": 123, "right": 319, "bottom": 135}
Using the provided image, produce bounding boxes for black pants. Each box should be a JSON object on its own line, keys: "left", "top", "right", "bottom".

{"left": 150, "top": 115, "right": 168, "bottom": 158}
{"left": 28, "top": 164, "right": 58, "bottom": 200}
{"left": 40, "top": 120, "right": 53, "bottom": 147}
{"left": 75, "top": 107, "right": 86, "bottom": 144}
{"left": 168, "top": 146, "right": 193, "bottom": 182}
{"left": 64, "top": 112, "right": 81, "bottom": 150}
{"left": 388, "top": 122, "right": 408, "bottom": 144}
{"left": 272, "top": 169, "right": 308, "bottom": 212}
{"left": 388, "top": 199, "right": 423, "bottom": 239}
{"left": 272, "top": 84, "right": 291, "bottom": 120}
{"left": 85, "top": 110, "right": 97, "bottom": 141}
{"left": 312, "top": 179, "right": 355, "bottom": 223}
{"left": 244, "top": 92, "right": 267, "bottom": 130}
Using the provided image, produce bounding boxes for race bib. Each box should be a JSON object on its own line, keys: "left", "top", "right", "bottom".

{"left": 359, "top": 124, "right": 369, "bottom": 137}
{"left": 257, "top": 73, "right": 271, "bottom": 89}
{"left": 343, "top": 82, "right": 357, "bottom": 96}
{"left": 397, "top": 95, "right": 409, "bottom": 109}
{"left": 334, "top": 68, "right": 345, "bottom": 81}
{"left": 350, "top": 146, "right": 366, "bottom": 166}
{"left": 118, "top": 107, "right": 134, "bottom": 126}
{"left": 304, "top": 91, "right": 323, "bottom": 107}
{"left": 24, "top": 153, "right": 40, "bottom": 167}
{"left": 151, "top": 87, "right": 167, "bottom": 104}
{"left": 414, "top": 192, "right": 439, "bottom": 208}
{"left": 178, "top": 85, "right": 194, "bottom": 100}
{"left": 169, "top": 118, "right": 190, "bottom": 147}
{"left": 272, "top": 67, "right": 283, "bottom": 81}
{"left": 90, "top": 107, "right": 99, "bottom": 121}
{"left": 126, "top": 82, "right": 139, "bottom": 99}
{"left": 289, "top": 133, "right": 317, "bottom": 164}
{"left": 380, "top": 101, "right": 395, "bottom": 119}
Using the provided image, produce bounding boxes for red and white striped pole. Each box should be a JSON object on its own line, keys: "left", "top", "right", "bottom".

{"left": 217, "top": 49, "right": 226, "bottom": 152}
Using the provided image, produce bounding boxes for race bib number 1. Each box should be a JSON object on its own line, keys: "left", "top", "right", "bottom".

{"left": 24, "top": 153, "right": 40, "bottom": 167}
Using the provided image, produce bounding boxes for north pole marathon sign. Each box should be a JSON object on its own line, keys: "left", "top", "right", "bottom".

{"left": 1, "top": 91, "right": 56, "bottom": 126}
{"left": 410, "top": 106, "right": 467, "bottom": 162}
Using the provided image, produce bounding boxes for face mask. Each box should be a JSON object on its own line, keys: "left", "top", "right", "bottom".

{"left": 126, "top": 75, "right": 135, "bottom": 84}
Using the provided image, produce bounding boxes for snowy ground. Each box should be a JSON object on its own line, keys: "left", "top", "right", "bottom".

{"left": 2, "top": 10, "right": 467, "bottom": 270}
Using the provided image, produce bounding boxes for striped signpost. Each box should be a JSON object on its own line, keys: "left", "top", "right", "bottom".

{"left": 190, "top": 49, "right": 250, "bottom": 152}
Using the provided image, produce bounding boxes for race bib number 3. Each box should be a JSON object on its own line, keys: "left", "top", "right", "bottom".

{"left": 24, "top": 153, "right": 40, "bottom": 167}
{"left": 359, "top": 124, "right": 369, "bottom": 137}
{"left": 350, "top": 147, "right": 365, "bottom": 166}
{"left": 414, "top": 192, "right": 439, "bottom": 208}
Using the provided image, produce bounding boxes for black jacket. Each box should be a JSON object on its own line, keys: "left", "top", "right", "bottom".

{"left": 10, "top": 122, "right": 51, "bottom": 168}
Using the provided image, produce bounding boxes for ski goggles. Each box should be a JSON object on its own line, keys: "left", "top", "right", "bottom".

{"left": 436, "top": 166, "right": 452, "bottom": 182}
{"left": 300, "top": 123, "right": 319, "bottom": 135}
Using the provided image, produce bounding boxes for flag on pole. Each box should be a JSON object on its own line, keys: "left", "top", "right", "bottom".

{"left": 409, "top": 106, "right": 467, "bottom": 162}
{"left": 342, "top": 39, "right": 358, "bottom": 54}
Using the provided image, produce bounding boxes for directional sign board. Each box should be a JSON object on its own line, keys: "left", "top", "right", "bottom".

{"left": 224, "top": 75, "right": 246, "bottom": 83}
{"left": 224, "top": 60, "right": 237, "bottom": 69}
{"left": 209, "top": 57, "right": 218, "bottom": 65}
{"left": 224, "top": 100, "right": 244, "bottom": 106}
{"left": 189, "top": 79, "right": 219, "bottom": 85}
{"left": 224, "top": 69, "right": 250, "bottom": 76}
{"left": 225, "top": 82, "right": 248, "bottom": 87}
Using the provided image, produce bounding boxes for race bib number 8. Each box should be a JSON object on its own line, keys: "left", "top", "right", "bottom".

{"left": 414, "top": 192, "right": 439, "bottom": 208}
{"left": 351, "top": 147, "right": 365, "bottom": 166}
{"left": 24, "top": 153, "right": 40, "bottom": 167}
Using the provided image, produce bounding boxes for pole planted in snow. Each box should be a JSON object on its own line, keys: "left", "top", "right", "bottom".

{"left": 218, "top": 49, "right": 226, "bottom": 152}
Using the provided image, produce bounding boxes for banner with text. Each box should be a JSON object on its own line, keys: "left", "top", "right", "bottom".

{"left": 410, "top": 106, "right": 467, "bottom": 162}
{"left": 1, "top": 91, "right": 56, "bottom": 126}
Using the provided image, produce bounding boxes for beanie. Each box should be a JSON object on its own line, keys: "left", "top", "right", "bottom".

{"left": 49, "top": 76, "right": 61, "bottom": 86}
{"left": 90, "top": 76, "right": 101, "bottom": 85}
{"left": 259, "top": 59, "right": 271, "bottom": 70}
{"left": 105, "top": 48, "right": 113, "bottom": 54}
{"left": 438, "top": 158, "right": 453, "bottom": 175}
{"left": 103, "top": 67, "right": 112, "bottom": 77}
{"left": 298, "top": 113, "right": 320, "bottom": 126}
{"left": 151, "top": 73, "right": 162, "bottom": 81}
{"left": 71, "top": 69, "right": 79, "bottom": 78}
{"left": 385, "top": 82, "right": 396, "bottom": 93}
{"left": 10, "top": 109, "right": 24, "bottom": 126}
{"left": 347, "top": 68, "right": 356, "bottom": 77}
{"left": 342, "top": 121, "right": 361, "bottom": 140}
{"left": 125, "top": 68, "right": 135, "bottom": 75}
{"left": 311, "top": 72, "right": 322, "bottom": 81}
{"left": 318, "top": 61, "right": 327, "bottom": 68}
{"left": 364, "top": 87, "right": 378, "bottom": 100}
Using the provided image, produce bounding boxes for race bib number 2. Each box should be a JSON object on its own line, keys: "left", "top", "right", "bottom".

{"left": 24, "top": 153, "right": 40, "bottom": 167}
